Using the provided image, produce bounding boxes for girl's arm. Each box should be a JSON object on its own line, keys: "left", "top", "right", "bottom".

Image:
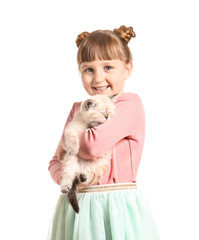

{"left": 48, "top": 102, "right": 78, "bottom": 185}
{"left": 78, "top": 93, "right": 145, "bottom": 159}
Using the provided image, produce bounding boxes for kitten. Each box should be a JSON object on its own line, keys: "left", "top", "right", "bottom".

{"left": 60, "top": 94, "right": 117, "bottom": 213}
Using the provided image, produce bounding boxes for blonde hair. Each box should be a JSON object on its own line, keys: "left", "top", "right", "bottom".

{"left": 76, "top": 25, "right": 136, "bottom": 69}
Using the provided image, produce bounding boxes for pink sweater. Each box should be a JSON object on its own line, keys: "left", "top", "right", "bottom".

{"left": 48, "top": 92, "right": 145, "bottom": 185}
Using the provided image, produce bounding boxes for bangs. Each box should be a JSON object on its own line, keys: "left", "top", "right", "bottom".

{"left": 77, "top": 31, "right": 128, "bottom": 66}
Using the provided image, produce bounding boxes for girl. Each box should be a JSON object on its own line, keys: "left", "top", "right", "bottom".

{"left": 48, "top": 25, "right": 160, "bottom": 240}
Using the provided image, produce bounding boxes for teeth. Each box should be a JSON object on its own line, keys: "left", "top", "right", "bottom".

{"left": 95, "top": 86, "right": 108, "bottom": 90}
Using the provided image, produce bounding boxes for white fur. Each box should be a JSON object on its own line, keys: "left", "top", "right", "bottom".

{"left": 60, "top": 94, "right": 116, "bottom": 193}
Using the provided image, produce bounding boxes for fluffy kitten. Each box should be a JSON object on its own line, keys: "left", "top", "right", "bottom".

{"left": 60, "top": 94, "right": 117, "bottom": 213}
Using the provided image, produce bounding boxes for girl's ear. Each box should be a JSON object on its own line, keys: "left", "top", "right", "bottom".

{"left": 124, "top": 62, "right": 133, "bottom": 80}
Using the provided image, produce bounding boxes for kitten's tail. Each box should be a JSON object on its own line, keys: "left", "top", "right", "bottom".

{"left": 67, "top": 176, "right": 80, "bottom": 213}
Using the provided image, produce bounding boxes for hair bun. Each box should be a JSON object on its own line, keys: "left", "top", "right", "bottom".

{"left": 113, "top": 25, "right": 136, "bottom": 44}
{"left": 76, "top": 31, "right": 90, "bottom": 47}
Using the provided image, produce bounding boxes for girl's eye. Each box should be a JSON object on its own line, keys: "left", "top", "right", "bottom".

{"left": 85, "top": 68, "right": 93, "bottom": 72}
{"left": 105, "top": 66, "right": 112, "bottom": 70}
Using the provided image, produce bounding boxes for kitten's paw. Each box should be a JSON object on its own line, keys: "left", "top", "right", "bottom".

{"left": 60, "top": 180, "right": 73, "bottom": 194}
{"left": 78, "top": 172, "right": 97, "bottom": 188}
{"left": 78, "top": 171, "right": 93, "bottom": 184}
{"left": 88, "top": 121, "right": 102, "bottom": 128}
{"left": 79, "top": 173, "right": 87, "bottom": 182}
{"left": 61, "top": 185, "right": 71, "bottom": 194}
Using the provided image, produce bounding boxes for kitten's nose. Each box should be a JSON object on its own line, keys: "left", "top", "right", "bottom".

{"left": 105, "top": 115, "right": 109, "bottom": 120}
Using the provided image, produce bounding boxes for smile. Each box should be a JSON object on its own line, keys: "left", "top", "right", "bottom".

{"left": 93, "top": 86, "right": 110, "bottom": 91}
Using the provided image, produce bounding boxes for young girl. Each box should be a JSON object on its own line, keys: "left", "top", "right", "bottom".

{"left": 48, "top": 25, "right": 160, "bottom": 240}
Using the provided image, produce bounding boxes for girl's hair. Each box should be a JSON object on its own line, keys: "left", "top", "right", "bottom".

{"left": 76, "top": 25, "right": 136, "bottom": 68}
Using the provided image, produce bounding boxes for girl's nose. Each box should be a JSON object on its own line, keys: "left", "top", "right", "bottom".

{"left": 93, "top": 69, "right": 104, "bottom": 83}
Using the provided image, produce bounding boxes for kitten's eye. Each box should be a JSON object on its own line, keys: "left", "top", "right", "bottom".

{"left": 105, "top": 66, "right": 113, "bottom": 71}
{"left": 85, "top": 68, "right": 93, "bottom": 73}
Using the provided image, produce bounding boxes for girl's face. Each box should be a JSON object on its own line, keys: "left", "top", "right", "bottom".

{"left": 79, "top": 59, "right": 133, "bottom": 97}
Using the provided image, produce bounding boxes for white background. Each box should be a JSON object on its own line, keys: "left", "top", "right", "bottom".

{"left": 0, "top": 0, "right": 198, "bottom": 239}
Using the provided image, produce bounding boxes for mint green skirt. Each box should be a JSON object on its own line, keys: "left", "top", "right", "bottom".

{"left": 48, "top": 183, "right": 160, "bottom": 240}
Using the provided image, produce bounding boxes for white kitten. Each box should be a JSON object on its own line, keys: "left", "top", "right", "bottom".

{"left": 60, "top": 94, "right": 117, "bottom": 213}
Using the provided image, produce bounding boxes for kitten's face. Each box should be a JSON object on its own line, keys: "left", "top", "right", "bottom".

{"left": 81, "top": 94, "right": 116, "bottom": 123}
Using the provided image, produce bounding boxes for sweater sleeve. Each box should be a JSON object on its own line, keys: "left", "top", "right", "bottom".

{"left": 78, "top": 93, "right": 145, "bottom": 159}
{"left": 48, "top": 103, "right": 78, "bottom": 185}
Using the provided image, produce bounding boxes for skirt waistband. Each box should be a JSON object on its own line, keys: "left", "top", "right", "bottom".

{"left": 78, "top": 182, "right": 137, "bottom": 193}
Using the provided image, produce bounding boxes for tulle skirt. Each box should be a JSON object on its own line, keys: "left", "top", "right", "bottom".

{"left": 48, "top": 183, "right": 160, "bottom": 240}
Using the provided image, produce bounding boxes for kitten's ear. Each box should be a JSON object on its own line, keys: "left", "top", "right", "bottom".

{"left": 109, "top": 94, "right": 118, "bottom": 103}
{"left": 84, "top": 99, "right": 97, "bottom": 111}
